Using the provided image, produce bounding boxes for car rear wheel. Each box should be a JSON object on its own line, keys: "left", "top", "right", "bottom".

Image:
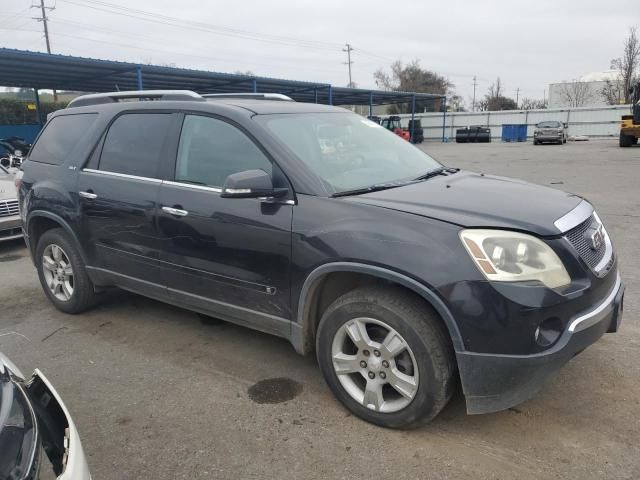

{"left": 316, "top": 286, "right": 455, "bottom": 429}
{"left": 36, "top": 228, "right": 97, "bottom": 314}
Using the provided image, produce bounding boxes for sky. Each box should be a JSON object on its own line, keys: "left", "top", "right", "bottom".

{"left": 0, "top": 0, "right": 636, "bottom": 106}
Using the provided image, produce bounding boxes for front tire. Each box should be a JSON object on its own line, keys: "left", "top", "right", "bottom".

{"left": 620, "top": 131, "right": 633, "bottom": 147}
{"left": 316, "top": 286, "right": 455, "bottom": 429}
{"left": 35, "top": 228, "right": 97, "bottom": 314}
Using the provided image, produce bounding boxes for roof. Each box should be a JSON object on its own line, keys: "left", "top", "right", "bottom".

{"left": 0, "top": 48, "right": 444, "bottom": 106}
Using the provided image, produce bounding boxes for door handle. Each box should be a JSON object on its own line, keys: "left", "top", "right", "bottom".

{"left": 162, "top": 206, "right": 189, "bottom": 217}
{"left": 79, "top": 191, "right": 97, "bottom": 199}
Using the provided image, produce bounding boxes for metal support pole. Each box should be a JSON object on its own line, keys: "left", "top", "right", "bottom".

{"left": 33, "top": 88, "right": 42, "bottom": 125}
{"left": 314, "top": 88, "right": 318, "bottom": 103}
{"left": 369, "top": 91, "right": 373, "bottom": 117}
{"left": 410, "top": 95, "right": 416, "bottom": 143}
{"left": 136, "top": 66, "right": 144, "bottom": 90}
{"left": 441, "top": 96, "right": 447, "bottom": 142}
{"left": 252, "top": 78, "right": 257, "bottom": 93}
{"left": 328, "top": 86, "right": 333, "bottom": 105}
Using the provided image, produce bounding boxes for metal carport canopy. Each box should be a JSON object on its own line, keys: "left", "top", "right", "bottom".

{"left": 0, "top": 48, "right": 446, "bottom": 140}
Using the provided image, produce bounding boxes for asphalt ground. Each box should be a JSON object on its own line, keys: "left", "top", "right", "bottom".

{"left": 1, "top": 138, "right": 638, "bottom": 479}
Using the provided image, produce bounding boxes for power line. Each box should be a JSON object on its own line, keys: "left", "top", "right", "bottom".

{"left": 57, "top": 0, "right": 344, "bottom": 51}
{"left": 343, "top": 43, "right": 354, "bottom": 87}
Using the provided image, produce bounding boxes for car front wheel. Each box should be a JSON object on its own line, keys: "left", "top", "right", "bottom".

{"left": 316, "top": 286, "right": 455, "bottom": 429}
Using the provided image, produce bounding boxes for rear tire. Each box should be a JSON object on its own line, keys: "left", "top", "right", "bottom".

{"left": 35, "top": 228, "right": 97, "bottom": 314}
{"left": 316, "top": 286, "right": 455, "bottom": 429}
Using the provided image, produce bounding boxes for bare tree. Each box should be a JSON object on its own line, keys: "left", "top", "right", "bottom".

{"left": 520, "top": 98, "right": 548, "bottom": 110}
{"left": 558, "top": 80, "right": 594, "bottom": 107}
{"left": 480, "top": 77, "right": 517, "bottom": 110}
{"left": 600, "top": 78, "right": 625, "bottom": 105}
{"left": 608, "top": 26, "right": 640, "bottom": 104}
{"left": 373, "top": 59, "right": 455, "bottom": 113}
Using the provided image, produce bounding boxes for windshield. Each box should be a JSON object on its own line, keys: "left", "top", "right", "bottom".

{"left": 256, "top": 112, "right": 441, "bottom": 193}
{"left": 537, "top": 121, "right": 561, "bottom": 128}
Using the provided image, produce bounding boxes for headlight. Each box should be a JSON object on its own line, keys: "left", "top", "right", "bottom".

{"left": 460, "top": 229, "right": 571, "bottom": 289}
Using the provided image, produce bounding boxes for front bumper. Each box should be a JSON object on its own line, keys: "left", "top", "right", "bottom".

{"left": 31, "top": 369, "right": 92, "bottom": 480}
{"left": 535, "top": 134, "right": 563, "bottom": 142}
{"left": 0, "top": 215, "right": 22, "bottom": 241}
{"left": 457, "top": 273, "right": 624, "bottom": 414}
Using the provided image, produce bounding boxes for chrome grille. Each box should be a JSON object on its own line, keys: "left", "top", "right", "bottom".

{"left": 0, "top": 199, "right": 19, "bottom": 217}
{"left": 564, "top": 214, "right": 608, "bottom": 270}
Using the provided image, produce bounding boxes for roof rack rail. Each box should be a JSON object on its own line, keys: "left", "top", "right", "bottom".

{"left": 202, "top": 93, "right": 294, "bottom": 102}
{"left": 67, "top": 90, "right": 204, "bottom": 108}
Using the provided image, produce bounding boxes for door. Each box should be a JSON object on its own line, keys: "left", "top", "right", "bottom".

{"left": 157, "top": 114, "right": 293, "bottom": 330}
{"left": 77, "top": 112, "right": 176, "bottom": 289}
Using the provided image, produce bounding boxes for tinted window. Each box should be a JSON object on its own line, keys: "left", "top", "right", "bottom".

{"left": 175, "top": 115, "right": 272, "bottom": 187}
{"left": 29, "top": 114, "right": 97, "bottom": 165}
{"left": 100, "top": 113, "right": 172, "bottom": 178}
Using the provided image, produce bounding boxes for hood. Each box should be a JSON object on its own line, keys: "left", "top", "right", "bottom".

{"left": 347, "top": 170, "right": 582, "bottom": 236}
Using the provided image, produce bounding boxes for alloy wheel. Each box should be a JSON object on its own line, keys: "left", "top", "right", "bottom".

{"left": 42, "top": 244, "right": 74, "bottom": 302}
{"left": 331, "top": 317, "right": 419, "bottom": 413}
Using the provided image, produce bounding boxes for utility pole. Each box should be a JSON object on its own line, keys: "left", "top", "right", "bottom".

{"left": 515, "top": 88, "right": 520, "bottom": 108}
{"left": 343, "top": 43, "right": 354, "bottom": 88}
{"left": 34, "top": 0, "right": 57, "bottom": 101}
{"left": 472, "top": 75, "right": 478, "bottom": 112}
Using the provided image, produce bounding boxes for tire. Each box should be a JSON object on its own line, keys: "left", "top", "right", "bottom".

{"left": 316, "top": 285, "right": 455, "bottom": 429}
{"left": 35, "top": 228, "right": 97, "bottom": 314}
{"left": 533, "top": 140, "right": 539, "bottom": 145}
{"left": 563, "top": 136, "right": 567, "bottom": 144}
{"left": 619, "top": 131, "right": 633, "bottom": 147}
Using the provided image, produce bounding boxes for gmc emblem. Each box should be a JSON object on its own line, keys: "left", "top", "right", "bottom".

{"left": 590, "top": 225, "right": 605, "bottom": 251}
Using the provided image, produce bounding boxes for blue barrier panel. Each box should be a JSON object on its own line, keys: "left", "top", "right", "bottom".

{"left": 0, "top": 124, "right": 42, "bottom": 149}
{"left": 501, "top": 124, "right": 527, "bottom": 142}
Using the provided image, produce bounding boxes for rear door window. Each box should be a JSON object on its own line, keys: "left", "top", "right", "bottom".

{"left": 29, "top": 113, "right": 98, "bottom": 165}
{"left": 99, "top": 113, "right": 173, "bottom": 178}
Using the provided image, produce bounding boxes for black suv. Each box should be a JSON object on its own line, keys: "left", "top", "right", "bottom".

{"left": 18, "top": 91, "right": 624, "bottom": 428}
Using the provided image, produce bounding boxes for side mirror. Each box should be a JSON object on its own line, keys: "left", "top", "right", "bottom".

{"left": 221, "top": 169, "right": 288, "bottom": 199}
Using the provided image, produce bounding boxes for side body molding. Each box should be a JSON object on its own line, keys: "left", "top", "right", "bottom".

{"left": 291, "top": 262, "right": 465, "bottom": 355}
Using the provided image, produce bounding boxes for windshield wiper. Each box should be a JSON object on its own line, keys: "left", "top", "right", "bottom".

{"left": 413, "top": 166, "right": 448, "bottom": 181}
{"left": 331, "top": 182, "right": 407, "bottom": 198}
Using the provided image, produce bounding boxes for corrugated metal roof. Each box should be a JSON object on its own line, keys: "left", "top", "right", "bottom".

{"left": 0, "top": 48, "right": 444, "bottom": 106}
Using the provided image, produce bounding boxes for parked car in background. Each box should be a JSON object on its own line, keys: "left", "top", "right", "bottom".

{"left": 0, "top": 165, "right": 22, "bottom": 242}
{"left": 455, "top": 125, "right": 491, "bottom": 143}
{"left": 534, "top": 121, "right": 567, "bottom": 145}
{"left": 18, "top": 91, "right": 624, "bottom": 428}
{"left": 0, "top": 352, "right": 91, "bottom": 479}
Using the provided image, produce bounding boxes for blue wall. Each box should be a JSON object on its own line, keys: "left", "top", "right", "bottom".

{"left": 0, "top": 124, "right": 42, "bottom": 153}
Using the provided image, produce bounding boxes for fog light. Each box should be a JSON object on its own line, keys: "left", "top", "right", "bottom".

{"left": 535, "top": 317, "right": 563, "bottom": 347}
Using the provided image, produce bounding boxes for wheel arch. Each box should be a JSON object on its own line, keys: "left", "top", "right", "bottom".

{"left": 26, "top": 210, "right": 89, "bottom": 265}
{"left": 291, "top": 262, "right": 464, "bottom": 356}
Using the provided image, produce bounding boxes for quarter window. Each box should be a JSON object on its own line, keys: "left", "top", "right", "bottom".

{"left": 175, "top": 115, "right": 272, "bottom": 187}
{"left": 99, "top": 113, "right": 172, "bottom": 178}
{"left": 29, "top": 114, "right": 98, "bottom": 165}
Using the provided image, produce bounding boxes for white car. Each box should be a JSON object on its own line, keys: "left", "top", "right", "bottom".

{"left": 0, "top": 352, "right": 91, "bottom": 479}
{"left": 0, "top": 165, "right": 22, "bottom": 242}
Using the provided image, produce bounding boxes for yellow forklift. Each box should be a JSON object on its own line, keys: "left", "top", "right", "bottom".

{"left": 620, "top": 81, "right": 640, "bottom": 147}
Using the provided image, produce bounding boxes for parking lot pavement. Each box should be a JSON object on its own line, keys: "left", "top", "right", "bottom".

{"left": 1, "top": 139, "right": 639, "bottom": 479}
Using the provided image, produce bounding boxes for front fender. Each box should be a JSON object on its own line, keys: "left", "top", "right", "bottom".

{"left": 292, "top": 261, "right": 465, "bottom": 355}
